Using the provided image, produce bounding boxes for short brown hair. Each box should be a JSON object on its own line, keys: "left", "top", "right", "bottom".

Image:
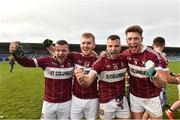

{"left": 81, "top": 32, "right": 95, "bottom": 43}
{"left": 153, "top": 37, "right": 165, "bottom": 47}
{"left": 107, "top": 35, "right": 120, "bottom": 40}
{"left": 125, "top": 25, "right": 143, "bottom": 36}
{"left": 56, "top": 40, "right": 69, "bottom": 49}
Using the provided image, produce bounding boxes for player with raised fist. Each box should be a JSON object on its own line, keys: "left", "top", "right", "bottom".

{"left": 9, "top": 40, "right": 74, "bottom": 120}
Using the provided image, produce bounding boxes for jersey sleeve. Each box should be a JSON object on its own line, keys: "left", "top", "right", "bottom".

{"left": 92, "top": 57, "right": 105, "bottom": 74}
{"left": 13, "top": 54, "right": 36, "bottom": 67}
{"left": 153, "top": 53, "right": 163, "bottom": 71}
{"left": 35, "top": 57, "right": 50, "bottom": 69}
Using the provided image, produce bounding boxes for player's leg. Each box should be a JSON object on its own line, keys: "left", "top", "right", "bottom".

{"left": 84, "top": 98, "right": 99, "bottom": 120}
{"left": 41, "top": 101, "right": 57, "bottom": 120}
{"left": 56, "top": 100, "right": 71, "bottom": 120}
{"left": 165, "top": 100, "right": 180, "bottom": 120}
{"left": 142, "top": 111, "right": 150, "bottom": 120}
{"left": 10, "top": 64, "right": 13, "bottom": 72}
{"left": 11, "top": 64, "right": 14, "bottom": 72}
{"left": 70, "top": 95, "right": 84, "bottom": 120}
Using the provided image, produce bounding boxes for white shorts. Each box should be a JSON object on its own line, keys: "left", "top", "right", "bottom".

{"left": 71, "top": 95, "right": 99, "bottom": 120}
{"left": 130, "top": 93, "right": 162, "bottom": 117}
{"left": 41, "top": 100, "right": 71, "bottom": 120}
{"left": 100, "top": 96, "right": 130, "bottom": 119}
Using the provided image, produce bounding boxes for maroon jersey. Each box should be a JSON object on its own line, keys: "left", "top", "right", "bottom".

{"left": 14, "top": 55, "right": 74, "bottom": 103}
{"left": 159, "top": 52, "right": 169, "bottom": 71}
{"left": 122, "top": 46, "right": 162, "bottom": 98}
{"left": 92, "top": 54, "right": 127, "bottom": 103}
{"left": 69, "top": 52, "right": 98, "bottom": 99}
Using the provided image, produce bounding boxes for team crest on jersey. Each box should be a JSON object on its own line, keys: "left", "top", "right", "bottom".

{"left": 112, "top": 63, "right": 118, "bottom": 70}
{"left": 133, "top": 58, "right": 139, "bottom": 65}
{"left": 134, "top": 60, "right": 138, "bottom": 65}
{"left": 106, "top": 65, "right": 111, "bottom": 69}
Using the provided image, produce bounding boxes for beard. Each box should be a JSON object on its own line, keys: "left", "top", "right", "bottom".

{"left": 56, "top": 55, "right": 66, "bottom": 62}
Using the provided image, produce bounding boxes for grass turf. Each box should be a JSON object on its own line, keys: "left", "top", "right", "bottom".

{"left": 0, "top": 61, "right": 180, "bottom": 119}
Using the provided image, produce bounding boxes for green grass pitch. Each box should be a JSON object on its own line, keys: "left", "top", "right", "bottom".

{"left": 0, "top": 61, "right": 180, "bottom": 119}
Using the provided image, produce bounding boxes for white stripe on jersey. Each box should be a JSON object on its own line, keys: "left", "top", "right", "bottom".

{"left": 128, "top": 63, "right": 162, "bottom": 78}
{"left": 44, "top": 67, "right": 74, "bottom": 80}
{"left": 128, "top": 63, "right": 147, "bottom": 78}
{"left": 75, "top": 64, "right": 83, "bottom": 69}
{"left": 99, "top": 68, "right": 127, "bottom": 82}
{"left": 33, "top": 59, "right": 38, "bottom": 67}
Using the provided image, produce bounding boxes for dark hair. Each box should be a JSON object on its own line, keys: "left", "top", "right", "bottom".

{"left": 125, "top": 25, "right": 143, "bottom": 36}
{"left": 107, "top": 35, "right": 120, "bottom": 40}
{"left": 153, "top": 37, "right": 165, "bottom": 47}
{"left": 56, "top": 40, "right": 69, "bottom": 48}
{"left": 81, "top": 32, "right": 95, "bottom": 43}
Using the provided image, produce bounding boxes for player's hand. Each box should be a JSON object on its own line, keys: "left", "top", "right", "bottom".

{"left": 43, "top": 39, "right": 53, "bottom": 48}
{"left": 9, "top": 41, "right": 20, "bottom": 53}
{"left": 74, "top": 68, "right": 84, "bottom": 80}
{"left": 145, "top": 60, "right": 157, "bottom": 81}
{"left": 99, "top": 51, "right": 105, "bottom": 57}
{"left": 74, "top": 68, "right": 86, "bottom": 86}
{"left": 176, "top": 73, "right": 180, "bottom": 78}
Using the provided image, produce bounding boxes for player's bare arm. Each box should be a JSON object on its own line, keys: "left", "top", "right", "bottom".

{"left": 74, "top": 68, "right": 97, "bottom": 87}
{"left": 47, "top": 45, "right": 55, "bottom": 56}
{"left": 153, "top": 70, "right": 166, "bottom": 88}
{"left": 162, "top": 71, "right": 180, "bottom": 84}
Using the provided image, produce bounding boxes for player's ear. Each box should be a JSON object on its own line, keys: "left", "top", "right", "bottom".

{"left": 93, "top": 44, "right": 96, "bottom": 49}
{"left": 141, "top": 36, "right": 144, "bottom": 43}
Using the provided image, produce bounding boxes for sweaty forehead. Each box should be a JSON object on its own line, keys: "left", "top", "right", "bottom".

{"left": 80, "top": 37, "right": 94, "bottom": 43}
{"left": 55, "top": 44, "right": 69, "bottom": 49}
{"left": 127, "top": 32, "right": 141, "bottom": 37}
{"left": 107, "top": 39, "right": 120, "bottom": 44}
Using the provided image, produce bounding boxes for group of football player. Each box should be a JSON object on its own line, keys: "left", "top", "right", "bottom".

{"left": 9, "top": 25, "right": 180, "bottom": 120}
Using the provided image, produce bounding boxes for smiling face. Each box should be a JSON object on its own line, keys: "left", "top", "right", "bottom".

{"left": 80, "top": 35, "right": 96, "bottom": 56}
{"left": 126, "top": 32, "right": 143, "bottom": 54}
{"left": 106, "top": 38, "right": 121, "bottom": 59}
{"left": 54, "top": 41, "right": 69, "bottom": 63}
